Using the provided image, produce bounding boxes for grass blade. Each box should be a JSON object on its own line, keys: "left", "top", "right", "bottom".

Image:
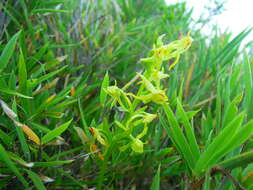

{"left": 41, "top": 119, "right": 72, "bottom": 144}
{"left": 176, "top": 99, "right": 200, "bottom": 159}
{"left": 34, "top": 160, "right": 73, "bottom": 167}
{"left": 0, "top": 88, "right": 32, "bottom": 99}
{"left": 218, "top": 151, "right": 253, "bottom": 170}
{"left": 0, "top": 144, "right": 28, "bottom": 187}
{"left": 243, "top": 53, "right": 253, "bottom": 119}
{"left": 100, "top": 71, "right": 109, "bottom": 106}
{"left": 210, "top": 120, "right": 253, "bottom": 166}
{"left": 151, "top": 165, "right": 160, "bottom": 190}
{"left": 0, "top": 31, "right": 21, "bottom": 70}
{"left": 26, "top": 170, "right": 47, "bottom": 190}
{"left": 162, "top": 103, "right": 196, "bottom": 170}
{"left": 195, "top": 112, "right": 245, "bottom": 174}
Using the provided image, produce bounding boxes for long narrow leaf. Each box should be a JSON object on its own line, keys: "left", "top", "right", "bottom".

{"left": 0, "top": 144, "right": 28, "bottom": 187}
{"left": 195, "top": 112, "right": 245, "bottom": 174}
{"left": 41, "top": 120, "right": 72, "bottom": 144}
{"left": 151, "top": 165, "right": 160, "bottom": 190}
{"left": 209, "top": 120, "right": 253, "bottom": 167}
{"left": 163, "top": 103, "right": 196, "bottom": 170}
{"left": 26, "top": 170, "right": 47, "bottom": 190}
{"left": 100, "top": 71, "right": 109, "bottom": 106}
{"left": 218, "top": 151, "right": 253, "bottom": 170}
{"left": 0, "top": 31, "right": 21, "bottom": 70}
{"left": 176, "top": 99, "right": 200, "bottom": 158}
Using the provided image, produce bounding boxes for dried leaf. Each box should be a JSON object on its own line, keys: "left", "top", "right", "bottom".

{"left": 20, "top": 125, "right": 40, "bottom": 145}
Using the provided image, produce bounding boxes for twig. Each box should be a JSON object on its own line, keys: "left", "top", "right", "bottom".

{"left": 211, "top": 166, "right": 246, "bottom": 190}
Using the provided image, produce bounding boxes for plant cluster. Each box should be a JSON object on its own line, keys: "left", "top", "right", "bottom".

{"left": 101, "top": 34, "right": 193, "bottom": 153}
{"left": 0, "top": 0, "right": 253, "bottom": 190}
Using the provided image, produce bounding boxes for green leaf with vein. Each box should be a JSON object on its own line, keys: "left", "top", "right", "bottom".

{"left": 41, "top": 119, "right": 72, "bottom": 144}
{"left": 100, "top": 71, "right": 109, "bottom": 106}
{"left": 0, "top": 31, "right": 21, "bottom": 70}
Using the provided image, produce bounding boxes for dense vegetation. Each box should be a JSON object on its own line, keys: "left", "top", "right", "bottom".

{"left": 0, "top": 0, "right": 253, "bottom": 189}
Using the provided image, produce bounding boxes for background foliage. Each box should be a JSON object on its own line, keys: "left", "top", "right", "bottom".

{"left": 0, "top": 0, "right": 253, "bottom": 189}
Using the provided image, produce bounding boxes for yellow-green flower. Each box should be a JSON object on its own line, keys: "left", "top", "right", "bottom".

{"left": 150, "top": 68, "right": 169, "bottom": 88}
{"left": 131, "top": 138, "right": 143, "bottom": 153}
{"left": 141, "top": 33, "right": 193, "bottom": 71}
{"left": 104, "top": 85, "right": 132, "bottom": 110}
{"left": 127, "top": 73, "right": 168, "bottom": 104}
{"left": 126, "top": 112, "right": 157, "bottom": 127}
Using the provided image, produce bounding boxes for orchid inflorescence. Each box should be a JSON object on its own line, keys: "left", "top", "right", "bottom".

{"left": 95, "top": 33, "right": 192, "bottom": 154}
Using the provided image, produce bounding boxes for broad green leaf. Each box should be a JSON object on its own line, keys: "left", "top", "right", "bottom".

{"left": 100, "top": 71, "right": 109, "bottom": 106}
{"left": 11, "top": 101, "right": 31, "bottom": 160}
{"left": 0, "top": 31, "right": 21, "bottom": 70}
{"left": 18, "top": 49, "right": 27, "bottom": 93}
{"left": 15, "top": 121, "right": 32, "bottom": 161}
{"left": 48, "top": 99, "right": 78, "bottom": 110}
{"left": 41, "top": 120, "right": 72, "bottom": 144}
{"left": 8, "top": 71, "right": 16, "bottom": 90}
{"left": 18, "top": 48, "right": 31, "bottom": 114}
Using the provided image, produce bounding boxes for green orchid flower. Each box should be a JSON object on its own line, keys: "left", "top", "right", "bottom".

{"left": 126, "top": 112, "right": 157, "bottom": 128}
{"left": 141, "top": 32, "right": 193, "bottom": 71}
{"left": 99, "top": 33, "right": 192, "bottom": 156}
{"left": 150, "top": 68, "right": 169, "bottom": 88}
{"left": 130, "top": 138, "right": 144, "bottom": 153}
{"left": 119, "top": 127, "right": 148, "bottom": 153}
{"left": 115, "top": 111, "right": 154, "bottom": 153}
{"left": 130, "top": 124, "right": 148, "bottom": 153}
{"left": 104, "top": 85, "right": 132, "bottom": 111}
{"left": 127, "top": 73, "right": 168, "bottom": 104}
